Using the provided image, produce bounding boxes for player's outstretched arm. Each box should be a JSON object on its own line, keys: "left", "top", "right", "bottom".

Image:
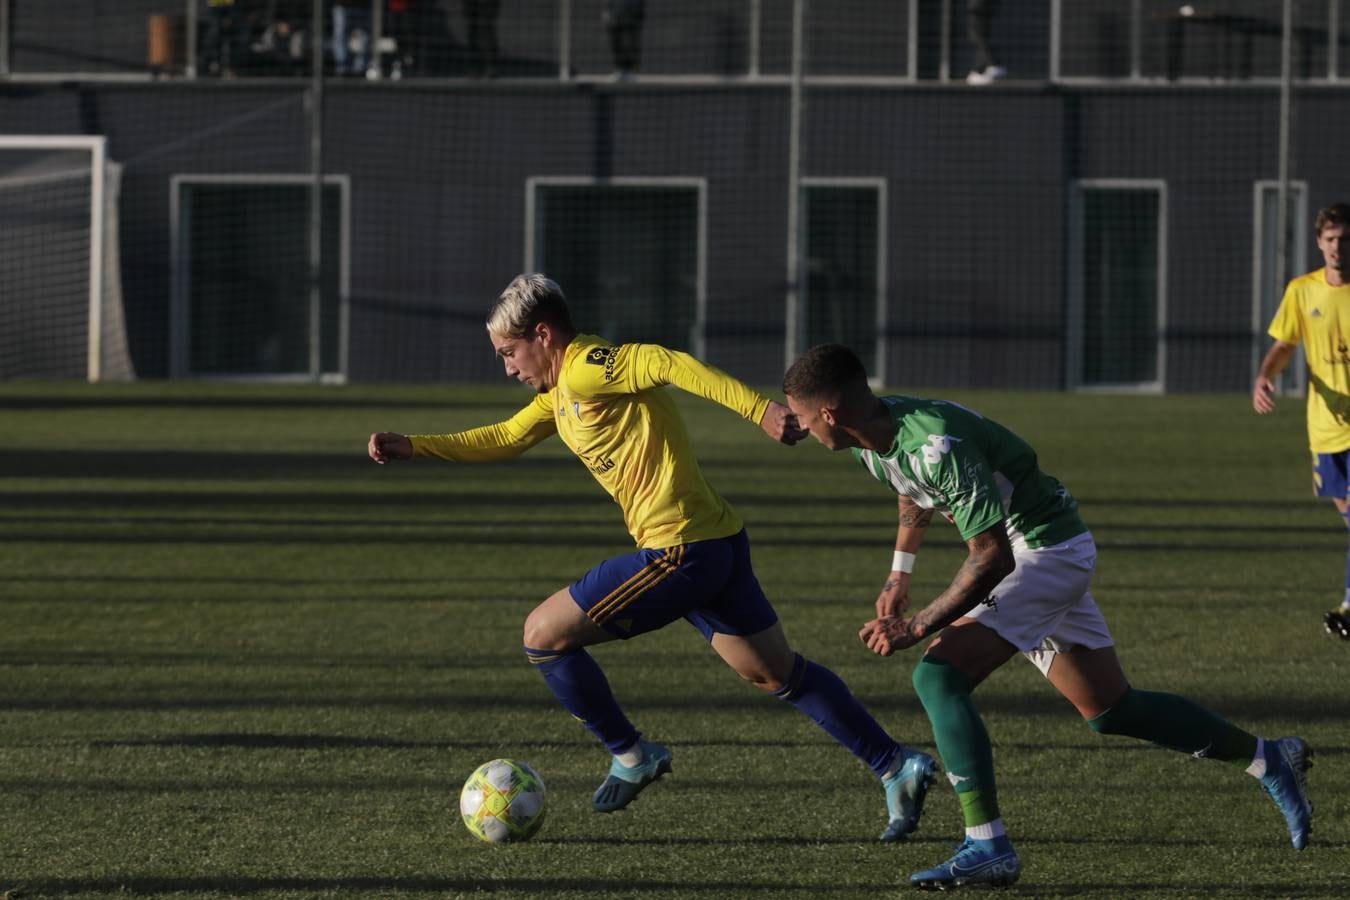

{"left": 1253, "top": 341, "right": 1295, "bottom": 414}
{"left": 617, "top": 344, "right": 802, "bottom": 441}
{"left": 368, "top": 432, "right": 413, "bottom": 464}
{"left": 859, "top": 522, "right": 1014, "bottom": 656}
{"left": 759, "top": 400, "right": 809, "bottom": 445}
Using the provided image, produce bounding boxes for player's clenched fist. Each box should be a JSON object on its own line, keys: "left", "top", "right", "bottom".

{"left": 859, "top": 616, "right": 924, "bottom": 656}
{"left": 759, "top": 400, "right": 809, "bottom": 445}
{"left": 368, "top": 432, "right": 413, "bottom": 464}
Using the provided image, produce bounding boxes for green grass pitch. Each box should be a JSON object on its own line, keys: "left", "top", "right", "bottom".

{"left": 1, "top": 381, "right": 1347, "bottom": 898}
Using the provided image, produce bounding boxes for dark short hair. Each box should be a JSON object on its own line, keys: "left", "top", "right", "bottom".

{"left": 783, "top": 343, "right": 870, "bottom": 400}
{"left": 1315, "top": 203, "right": 1350, "bottom": 236}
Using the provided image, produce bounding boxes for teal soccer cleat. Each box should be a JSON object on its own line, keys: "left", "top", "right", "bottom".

{"left": 591, "top": 739, "right": 673, "bottom": 812}
{"left": 910, "top": 835, "right": 1022, "bottom": 890}
{"left": 880, "top": 748, "right": 937, "bottom": 842}
{"left": 1261, "top": 736, "right": 1313, "bottom": 849}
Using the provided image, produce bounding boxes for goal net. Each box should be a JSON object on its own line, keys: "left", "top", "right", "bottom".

{"left": 0, "top": 137, "right": 135, "bottom": 381}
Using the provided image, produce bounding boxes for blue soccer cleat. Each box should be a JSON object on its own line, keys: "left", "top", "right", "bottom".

{"left": 910, "top": 835, "right": 1022, "bottom": 890}
{"left": 880, "top": 748, "right": 938, "bottom": 842}
{"left": 591, "top": 739, "right": 673, "bottom": 812}
{"left": 1260, "top": 736, "right": 1313, "bottom": 850}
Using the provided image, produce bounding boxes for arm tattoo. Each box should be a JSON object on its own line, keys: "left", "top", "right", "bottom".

{"left": 912, "top": 528, "right": 1012, "bottom": 635}
{"left": 898, "top": 498, "right": 933, "bottom": 529}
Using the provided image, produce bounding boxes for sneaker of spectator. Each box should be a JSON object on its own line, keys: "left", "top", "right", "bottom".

{"left": 966, "top": 65, "right": 1007, "bottom": 85}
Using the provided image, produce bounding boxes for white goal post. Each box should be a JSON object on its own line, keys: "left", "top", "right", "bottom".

{"left": 0, "top": 135, "right": 134, "bottom": 381}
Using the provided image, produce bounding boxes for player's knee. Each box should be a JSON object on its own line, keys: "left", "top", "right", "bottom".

{"left": 911, "top": 656, "right": 973, "bottom": 708}
{"left": 733, "top": 654, "right": 792, "bottom": 693}
{"left": 763, "top": 652, "right": 807, "bottom": 700}
{"left": 522, "top": 607, "right": 564, "bottom": 653}
{"left": 737, "top": 666, "right": 786, "bottom": 693}
{"left": 1086, "top": 687, "right": 1136, "bottom": 734}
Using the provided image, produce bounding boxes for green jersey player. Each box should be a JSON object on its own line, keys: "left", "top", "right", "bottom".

{"left": 783, "top": 343, "right": 1314, "bottom": 890}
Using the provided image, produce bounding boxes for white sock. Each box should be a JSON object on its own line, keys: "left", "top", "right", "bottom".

{"left": 615, "top": 741, "right": 644, "bottom": 768}
{"left": 1341, "top": 590, "right": 1350, "bottom": 611}
{"left": 966, "top": 819, "right": 1006, "bottom": 841}
{"left": 1245, "top": 737, "right": 1267, "bottom": 778}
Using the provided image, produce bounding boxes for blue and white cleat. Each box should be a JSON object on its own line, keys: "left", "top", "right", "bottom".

{"left": 910, "top": 835, "right": 1021, "bottom": 890}
{"left": 880, "top": 748, "right": 938, "bottom": 842}
{"left": 1260, "top": 736, "right": 1313, "bottom": 850}
{"left": 591, "top": 739, "right": 673, "bottom": 813}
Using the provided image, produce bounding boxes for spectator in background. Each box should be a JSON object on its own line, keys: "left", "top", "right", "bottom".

{"left": 205, "top": 0, "right": 247, "bottom": 77}
{"left": 965, "top": 0, "right": 1006, "bottom": 85}
{"left": 331, "top": 0, "right": 371, "bottom": 75}
{"left": 251, "top": 0, "right": 311, "bottom": 75}
{"left": 603, "top": 0, "right": 645, "bottom": 79}
{"left": 385, "top": 0, "right": 423, "bottom": 78}
{"left": 462, "top": 1, "right": 501, "bottom": 78}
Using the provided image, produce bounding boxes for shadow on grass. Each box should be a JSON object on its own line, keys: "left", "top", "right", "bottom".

{"left": 69, "top": 733, "right": 1350, "bottom": 760}
{"left": 0, "top": 394, "right": 517, "bottom": 412}
{"left": 4, "top": 687, "right": 1343, "bottom": 723}
{"left": 3, "top": 875, "right": 892, "bottom": 895}
{"left": 2, "top": 509, "right": 1343, "bottom": 541}
{"left": 1, "top": 519, "right": 1340, "bottom": 554}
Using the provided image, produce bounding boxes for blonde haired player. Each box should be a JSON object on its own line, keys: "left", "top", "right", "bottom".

{"left": 369, "top": 274, "right": 936, "bottom": 837}
{"left": 1254, "top": 202, "right": 1350, "bottom": 639}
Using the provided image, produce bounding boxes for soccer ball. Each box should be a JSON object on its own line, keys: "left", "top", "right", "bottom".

{"left": 459, "top": 758, "right": 547, "bottom": 843}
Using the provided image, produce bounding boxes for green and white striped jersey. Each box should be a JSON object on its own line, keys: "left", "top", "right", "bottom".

{"left": 851, "top": 396, "right": 1087, "bottom": 550}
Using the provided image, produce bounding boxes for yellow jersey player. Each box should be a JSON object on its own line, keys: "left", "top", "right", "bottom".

{"left": 368, "top": 274, "right": 937, "bottom": 838}
{"left": 1254, "top": 202, "right": 1350, "bottom": 640}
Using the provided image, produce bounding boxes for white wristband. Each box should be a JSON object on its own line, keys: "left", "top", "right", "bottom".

{"left": 892, "top": 550, "right": 916, "bottom": 574}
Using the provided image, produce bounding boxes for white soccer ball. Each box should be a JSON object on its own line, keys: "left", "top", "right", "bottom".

{"left": 459, "top": 758, "right": 547, "bottom": 843}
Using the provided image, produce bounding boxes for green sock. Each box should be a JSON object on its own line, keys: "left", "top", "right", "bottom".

{"left": 957, "top": 787, "right": 1000, "bottom": 829}
{"left": 912, "top": 657, "right": 1000, "bottom": 827}
{"left": 1088, "top": 687, "right": 1258, "bottom": 765}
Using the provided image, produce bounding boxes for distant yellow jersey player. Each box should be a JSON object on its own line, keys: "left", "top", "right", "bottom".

{"left": 367, "top": 274, "right": 934, "bottom": 832}
{"left": 1254, "top": 201, "right": 1350, "bottom": 637}
{"left": 1266, "top": 268, "right": 1350, "bottom": 453}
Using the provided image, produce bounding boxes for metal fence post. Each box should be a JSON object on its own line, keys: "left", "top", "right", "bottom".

{"left": 310, "top": 0, "right": 326, "bottom": 380}
{"left": 784, "top": 0, "right": 804, "bottom": 370}
{"left": 1, "top": 0, "right": 11, "bottom": 77}
{"left": 940, "top": 0, "right": 951, "bottom": 82}
{"left": 559, "top": 0, "right": 572, "bottom": 79}
{"left": 1275, "top": 0, "right": 1295, "bottom": 306}
{"left": 184, "top": 0, "right": 197, "bottom": 77}
{"left": 749, "top": 0, "right": 761, "bottom": 78}
{"left": 369, "top": 0, "right": 384, "bottom": 78}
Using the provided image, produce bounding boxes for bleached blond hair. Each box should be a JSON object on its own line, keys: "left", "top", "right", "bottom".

{"left": 486, "top": 273, "right": 576, "bottom": 338}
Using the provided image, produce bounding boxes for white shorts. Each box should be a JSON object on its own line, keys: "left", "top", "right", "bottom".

{"left": 964, "top": 531, "right": 1114, "bottom": 677}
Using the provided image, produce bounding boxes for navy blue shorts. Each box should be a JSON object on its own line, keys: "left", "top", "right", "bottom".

{"left": 1312, "top": 450, "right": 1350, "bottom": 498}
{"left": 569, "top": 529, "right": 779, "bottom": 641}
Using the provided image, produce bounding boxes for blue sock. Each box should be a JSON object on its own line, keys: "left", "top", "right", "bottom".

{"left": 525, "top": 646, "right": 639, "bottom": 755}
{"left": 773, "top": 653, "right": 900, "bottom": 777}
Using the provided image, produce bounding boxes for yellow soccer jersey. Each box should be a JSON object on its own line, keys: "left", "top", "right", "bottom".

{"left": 1268, "top": 268, "right": 1350, "bottom": 453}
{"left": 409, "top": 335, "right": 771, "bottom": 549}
